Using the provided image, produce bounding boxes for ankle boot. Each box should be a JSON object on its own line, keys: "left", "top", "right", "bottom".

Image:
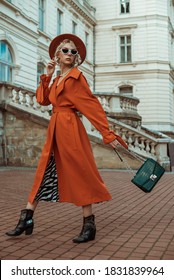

{"left": 73, "top": 214, "right": 96, "bottom": 243}
{"left": 6, "top": 209, "right": 34, "bottom": 237}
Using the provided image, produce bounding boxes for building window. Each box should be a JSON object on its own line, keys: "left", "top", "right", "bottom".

{"left": 120, "top": 35, "right": 131, "bottom": 63}
{"left": 85, "top": 32, "right": 89, "bottom": 59}
{"left": 120, "top": 0, "right": 130, "bottom": 14}
{"left": 119, "top": 85, "right": 133, "bottom": 96}
{"left": 57, "top": 9, "right": 63, "bottom": 35}
{"left": 39, "top": 0, "right": 45, "bottom": 31}
{"left": 0, "top": 41, "right": 13, "bottom": 82}
{"left": 37, "top": 62, "right": 45, "bottom": 85}
{"left": 72, "top": 21, "right": 77, "bottom": 34}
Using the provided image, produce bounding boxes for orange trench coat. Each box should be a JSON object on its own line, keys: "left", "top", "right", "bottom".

{"left": 28, "top": 67, "right": 117, "bottom": 206}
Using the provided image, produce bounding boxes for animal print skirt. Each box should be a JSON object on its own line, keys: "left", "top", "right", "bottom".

{"left": 35, "top": 154, "right": 59, "bottom": 202}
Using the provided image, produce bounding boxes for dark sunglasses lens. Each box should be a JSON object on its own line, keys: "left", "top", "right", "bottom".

{"left": 62, "top": 49, "right": 69, "bottom": 54}
{"left": 71, "top": 50, "right": 77, "bottom": 55}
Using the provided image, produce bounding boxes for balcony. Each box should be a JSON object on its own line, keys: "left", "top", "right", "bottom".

{"left": 95, "top": 92, "right": 142, "bottom": 128}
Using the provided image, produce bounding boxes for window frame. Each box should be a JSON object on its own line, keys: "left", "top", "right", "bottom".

{"left": 37, "top": 62, "right": 45, "bottom": 85}
{"left": 119, "top": 85, "right": 133, "bottom": 96}
{"left": 57, "top": 9, "right": 63, "bottom": 35}
{"left": 120, "top": 0, "right": 130, "bottom": 14}
{"left": 72, "top": 21, "right": 77, "bottom": 35}
{"left": 85, "top": 31, "right": 89, "bottom": 60}
{"left": 0, "top": 40, "right": 14, "bottom": 82}
{"left": 38, "top": 0, "right": 45, "bottom": 31}
{"left": 119, "top": 34, "right": 132, "bottom": 63}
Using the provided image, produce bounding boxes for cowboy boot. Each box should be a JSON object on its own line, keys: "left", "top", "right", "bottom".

{"left": 6, "top": 209, "right": 34, "bottom": 236}
{"left": 73, "top": 214, "right": 96, "bottom": 243}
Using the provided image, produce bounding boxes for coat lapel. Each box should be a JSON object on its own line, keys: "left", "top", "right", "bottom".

{"left": 55, "top": 67, "right": 81, "bottom": 97}
{"left": 49, "top": 67, "right": 81, "bottom": 105}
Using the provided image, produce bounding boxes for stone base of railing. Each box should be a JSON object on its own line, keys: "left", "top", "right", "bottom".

{"left": 89, "top": 134, "right": 142, "bottom": 170}
{"left": 107, "top": 111, "right": 142, "bottom": 129}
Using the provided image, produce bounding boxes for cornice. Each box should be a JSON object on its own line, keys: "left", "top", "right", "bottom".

{"left": 170, "top": 70, "right": 174, "bottom": 80}
{"left": 1, "top": 0, "right": 38, "bottom": 25}
{"left": 96, "top": 60, "right": 171, "bottom": 68}
{"left": 112, "top": 24, "right": 138, "bottom": 30}
{"left": 95, "top": 69, "right": 171, "bottom": 76}
{"left": 37, "top": 41, "right": 51, "bottom": 52}
{"left": 97, "top": 14, "right": 168, "bottom": 25}
{"left": 38, "top": 30, "right": 52, "bottom": 41}
{"left": 0, "top": 12, "right": 38, "bottom": 40}
{"left": 65, "top": 0, "right": 96, "bottom": 26}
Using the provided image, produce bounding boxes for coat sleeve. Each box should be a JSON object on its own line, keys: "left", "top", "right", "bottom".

{"left": 73, "top": 73, "right": 117, "bottom": 144}
{"left": 36, "top": 74, "right": 52, "bottom": 106}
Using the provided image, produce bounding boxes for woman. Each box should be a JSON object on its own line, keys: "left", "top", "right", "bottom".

{"left": 6, "top": 34, "right": 127, "bottom": 243}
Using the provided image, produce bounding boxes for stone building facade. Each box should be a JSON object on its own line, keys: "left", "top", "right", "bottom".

{"left": 0, "top": 0, "right": 173, "bottom": 168}
{"left": 0, "top": 0, "right": 96, "bottom": 88}
{"left": 0, "top": 0, "right": 96, "bottom": 166}
{"left": 89, "top": 0, "right": 174, "bottom": 133}
{"left": 1, "top": 0, "right": 174, "bottom": 132}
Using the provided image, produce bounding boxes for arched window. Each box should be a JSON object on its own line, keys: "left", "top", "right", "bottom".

{"left": 119, "top": 85, "right": 133, "bottom": 96}
{"left": 37, "top": 62, "right": 45, "bottom": 85}
{"left": 0, "top": 40, "right": 13, "bottom": 82}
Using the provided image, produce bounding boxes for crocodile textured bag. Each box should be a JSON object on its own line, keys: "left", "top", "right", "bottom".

{"left": 131, "top": 158, "right": 165, "bottom": 192}
{"left": 114, "top": 149, "right": 165, "bottom": 193}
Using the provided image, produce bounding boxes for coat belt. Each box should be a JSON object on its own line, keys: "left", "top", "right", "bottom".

{"left": 52, "top": 107, "right": 77, "bottom": 113}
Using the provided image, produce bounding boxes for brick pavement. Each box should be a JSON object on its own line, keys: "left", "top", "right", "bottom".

{"left": 0, "top": 167, "right": 174, "bottom": 260}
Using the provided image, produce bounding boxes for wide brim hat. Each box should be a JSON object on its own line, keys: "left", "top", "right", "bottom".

{"left": 49, "top": 33, "right": 86, "bottom": 64}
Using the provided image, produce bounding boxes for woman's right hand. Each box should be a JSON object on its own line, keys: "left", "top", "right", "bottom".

{"left": 46, "top": 59, "right": 56, "bottom": 76}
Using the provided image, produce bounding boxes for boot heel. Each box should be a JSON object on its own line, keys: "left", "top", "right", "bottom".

{"left": 25, "top": 226, "right": 33, "bottom": 235}
{"left": 90, "top": 230, "right": 96, "bottom": 241}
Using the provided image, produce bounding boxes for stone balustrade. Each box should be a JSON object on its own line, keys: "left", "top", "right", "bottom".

{"left": 1, "top": 83, "right": 140, "bottom": 122}
{"left": 82, "top": 116, "right": 170, "bottom": 168}
{"left": 0, "top": 82, "right": 171, "bottom": 168}
{"left": 0, "top": 82, "right": 52, "bottom": 119}
{"left": 120, "top": 95, "right": 139, "bottom": 112}
{"left": 95, "top": 92, "right": 139, "bottom": 113}
{"left": 95, "top": 92, "right": 142, "bottom": 128}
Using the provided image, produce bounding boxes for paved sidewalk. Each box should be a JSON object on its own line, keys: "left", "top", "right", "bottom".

{"left": 0, "top": 167, "right": 174, "bottom": 260}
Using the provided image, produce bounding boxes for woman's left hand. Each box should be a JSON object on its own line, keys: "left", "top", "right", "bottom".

{"left": 109, "top": 139, "right": 120, "bottom": 149}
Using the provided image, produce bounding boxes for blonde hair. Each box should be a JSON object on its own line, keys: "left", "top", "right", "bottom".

{"left": 54, "top": 39, "right": 82, "bottom": 66}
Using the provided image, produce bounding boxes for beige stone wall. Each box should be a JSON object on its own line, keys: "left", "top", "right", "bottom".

{"left": 92, "top": 142, "right": 140, "bottom": 170}
{"left": 4, "top": 110, "right": 47, "bottom": 167}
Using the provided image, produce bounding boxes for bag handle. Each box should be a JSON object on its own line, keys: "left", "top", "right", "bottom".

{"left": 113, "top": 146, "right": 145, "bottom": 175}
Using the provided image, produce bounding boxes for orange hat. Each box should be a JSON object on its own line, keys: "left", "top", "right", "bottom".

{"left": 49, "top": 33, "right": 86, "bottom": 64}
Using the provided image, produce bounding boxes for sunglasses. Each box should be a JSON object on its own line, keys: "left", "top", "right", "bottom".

{"left": 61, "top": 48, "right": 78, "bottom": 56}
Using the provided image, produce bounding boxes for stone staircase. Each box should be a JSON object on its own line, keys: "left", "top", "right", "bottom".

{"left": 0, "top": 82, "right": 172, "bottom": 170}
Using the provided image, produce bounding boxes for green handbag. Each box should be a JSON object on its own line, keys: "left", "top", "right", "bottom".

{"left": 114, "top": 149, "right": 165, "bottom": 193}
{"left": 131, "top": 158, "right": 165, "bottom": 192}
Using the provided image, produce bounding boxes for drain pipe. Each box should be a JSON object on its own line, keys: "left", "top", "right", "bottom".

{"left": 93, "top": 8, "right": 96, "bottom": 93}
